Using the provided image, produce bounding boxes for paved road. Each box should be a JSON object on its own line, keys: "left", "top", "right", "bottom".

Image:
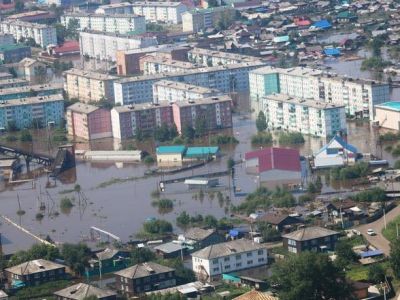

{"left": 357, "top": 204, "right": 400, "bottom": 256}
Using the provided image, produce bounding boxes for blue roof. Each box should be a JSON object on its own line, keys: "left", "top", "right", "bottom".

{"left": 360, "top": 249, "right": 384, "bottom": 258}
{"left": 318, "top": 135, "right": 358, "bottom": 154}
{"left": 185, "top": 146, "right": 219, "bottom": 157}
{"left": 376, "top": 101, "right": 400, "bottom": 112}
{"left": 156, "top": 145, "right": 186, "bottom": 155}
{"left": 324, "top": 48, "right": 341, "bottom": 56}
{"left": 313, "top": 19, "right": 332, "bottom": 29}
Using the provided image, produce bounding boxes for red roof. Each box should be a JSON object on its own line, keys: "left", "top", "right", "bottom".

{"left": 0, "top": 3, "right": 14, "bottom": 9}
{"left": 245, "top": 147, "right": 301, "bottom": 173}
{"left": 53, "top": 41, "right": 80, "bottom": 54}
{"left": 295, "top": 19, "right": 311, "bottom": 26}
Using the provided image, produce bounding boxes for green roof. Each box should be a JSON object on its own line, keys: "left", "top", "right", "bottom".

{"left": 337, "top": 10, "right": 357, "bottom": 19}
{"left": 185, "top": 147, "right": 219, "bottom": 157}
{"left": 156, "top": 145, "right": 186, "bottom": 155}
{"left": 0, "top": 44, "right": 29, "bottom": 52}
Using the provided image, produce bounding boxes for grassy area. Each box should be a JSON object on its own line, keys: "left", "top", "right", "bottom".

{"left": 346, "top": 264, "right": 369, "bottom": 281}
{"left": 95, "top": 175, "right": 147, "bottom": 189}
{"left": 382, "top": 215, "right": 400, "bottom": 243}
{"left": 9, "top": 280, "right": 72, "bottom": 300}
{"left": 343, "top": 235, "right": 367, "bottom": 247}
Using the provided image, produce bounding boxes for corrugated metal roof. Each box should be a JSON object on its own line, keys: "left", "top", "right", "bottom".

{"left": 185, "top": 146, "right": 219, "bottom": 157}
{"left": 245, "top": 147, "right": 301, "bottom": 173}
{"left": 156, "top": 145, "right": 186, "bottom": 154}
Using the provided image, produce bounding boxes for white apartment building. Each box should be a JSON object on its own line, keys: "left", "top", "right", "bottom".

{"left": 182, "top": 6, "right": 235, "bottom": 32}
{"left": 131, "top": 2, "right": 188, "bottom": 24}
{"left": 262, "top": 94, "right": 347, "bottom": 137}
{"left": 0, "top": 20, "right": 57, "bottom": 48}
{"left": 141, "top": 55, "right": 196, "bottom": 75}
{"left": 152, "top": 80, "right": 220, "bottom": 103}
{"left": 188, "top": 47, "right": 263, "bottom": 67}
{"left": 249, "top": 66, "right": 390, "bottom": 120}
{"left": 95, "top": 2, "right": 133, "bottom": 14}
{"left": 191, "top": 239, "right": 268, "bottom": 281}
{"left": 79, "top": 30, "right": 158, "bottom": 61}
{"left": 63, "top": 68, "right": 118, "bottom": 103}
{"left": 114, "top": 61, "right": 266, "bottom": 105}
{"left": 61, "top": 13, "right": 146, "bottom": 34}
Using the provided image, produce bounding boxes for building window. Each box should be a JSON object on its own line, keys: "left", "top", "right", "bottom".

{"left": 257, "top": 250, "right": 264, "bottom": 255}
{"left": 236, "top": 254, "right": 241, "bottom": 260}
{"left": 236, "top": 262, "right": 242, "bottom": 268}
{"left": 288, "top": 239, "right": 296, "bottom": 246}
{"left": 213, "top": 259, "right": 218, "bottom": 265}
{"left": 247, "top": 260, "right": 253, "bottom": 265}
{"left": 213, "top": 267, "right": 219, "bottom": 272}
{"left": 258, "top": 258, "right": 265, "bottom": 263}
{"left": 225, "top": 265, "right": 230, "bottom": 270}
{"left": 224, "top": 257, "right": 230, "bottom": 262}
{"left": 246, "top": 252, "right": 252, "bottom": 257}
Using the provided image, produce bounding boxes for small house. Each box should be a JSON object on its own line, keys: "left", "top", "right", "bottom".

{"left": 181, "top": 227, "right": 225, "bottom": 250}
{"left": 114, "top": 262, "right": 176, "bottom": 296}
{"left": 184, "top": 146, "right": 219, "bottom": 161}
{"left": 5, "top": 259, "right": 66, "bottom": 288}
{"left": 282, "top": 226, "right": 339, "bottom": 254}
{"left": 314, "top": 135, "right": 358, "bottom": 168}
{"left": 233, "top": 290, "right": 278, "bottom": 300}
{"left": 336, "top": 10, "right": 357, "bottom": 23}
{"left": 54, "top": 283, "right": 117, "bottom": 300}
{"left": 256, "top": 213, "right": 303, "bottom": 232}
{"left": 312, "top": 19, "right": 332, "bottom": 30}
{"left": 154, "top": 242, "right": 188, "bottom": 259}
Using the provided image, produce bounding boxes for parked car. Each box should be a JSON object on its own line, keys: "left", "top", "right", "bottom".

{"left": 367, "top": 229, "right": 376, "bottom": 236}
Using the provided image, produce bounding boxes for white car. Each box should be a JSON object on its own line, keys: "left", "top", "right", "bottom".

{"left": 367, "top": 229, "right": 376, "bottom": 236}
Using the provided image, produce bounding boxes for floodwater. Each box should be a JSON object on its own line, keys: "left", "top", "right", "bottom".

{"left": 1, "top": 47, "right": 400, "bottom": 253}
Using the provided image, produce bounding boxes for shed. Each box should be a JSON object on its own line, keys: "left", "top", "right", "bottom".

{"left": 184, "top": 146, "right": 219, "bottom": 160}
{"left": 154, "top": 242, "right": 188, "bottom": 259}
{"left": 323, "top": 48, "right": 341, "bottom": 56}
{"left": 184, "top": 178, "right": 219, "bottom": 189}
{"left": 156, "top": 145, "right": 186, "bottom": 164}
{"left": 360, "top": 249, "right": 384, "bottom": 258}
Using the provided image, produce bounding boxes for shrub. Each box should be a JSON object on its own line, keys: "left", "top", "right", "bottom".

{"left": 251, "top": 132, "right": 273, "bottom": 145}
{"left": 278, "top": 132, "right": 305, "bottom": 144}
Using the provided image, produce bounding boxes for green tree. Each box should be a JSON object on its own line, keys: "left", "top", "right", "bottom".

{"left": 256, "top": 111, "right": 267, "bottom": 132}
{"left": 131, "top": 247, "right": 155, "bottom": 264}
{"left": 55, "top": 23, "right": 67, "bottom": 44}
{"left": 169, "top": 124, "right": 178, "bottom": 139}
{"left": 182, "top": 125, "right": 195, "bottom": 141}
{"left": 227, "top": 158, "right": 235, "bottom": 169}
{"left": 66, "top": 18, "right": 80, "bottom": 40}
{"left": 20, "top": 130, "right": 32, "bottom": 142}
{"left": 204, "top": 215, "right": 218, "bottom": 228}
{"left": 15, "top": 0, "right": 24, "bottom": 12}
{"left": 257, "top": 221, "right": 281, "bottom": 242}
{"left": 368, "top": 264, "right": 386, "bottom": 283}
{"left": 195, "top": 117, "right": 207, "bottom": 137}
{"left": 136, "top": 128, "right": 144, "bottom": 141}
{"left": 61, "top": 243, "right": 91, "bottom": 275}
{"left": 394, "top": 160, "right": 400, "bottom": 169}
{"left": 8, "top": 244, "right": 60, "bottom": 267}
{"left": 271, "top": 252, "right": 353, "bottom": 300}
{"left": 143, "top": 219, "right": 173, "bottom": 235}
{"left": 390, "top": 239, "right": 400, "bottom": 278}
{"left": 335, "top": 239, "right": 357, "bottom": 266}
{"left": 176, "top": 211, "right": 191, "bottom": 227}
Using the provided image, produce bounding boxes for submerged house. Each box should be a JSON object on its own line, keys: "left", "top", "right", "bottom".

{"left": 314, "top": 135, "right": 358, "bottom": 168}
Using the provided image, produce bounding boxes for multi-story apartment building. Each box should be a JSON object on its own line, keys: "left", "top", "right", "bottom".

{"left": 0, "top": 33, "right": 14, "bottom": 45}
{"left": 153, "top": 80, "right": 220, "bottom": 103}
{"left": 5, "top": 259, "right": 66, "bottom": 288}
{"left": 111, "top": 102, "right": 174, "bottom": 139}
{"left": 262, "top": 93, "right": 347, "bottom": 137}
{"left": 0, "top": 94, "right": 64, "bottom": 130}
{"left": 96, "top": 2, "right": 134, "bottom": 14}
{"left": 61, "top": 13, "right": 146, "bottom": 35}
{"left": 111, "top": 94, "right": 232, "bottom": 139}
{"left": 249, "top": 66, "right": 390, "bottom": 120}
{"left": 131, "top": 2, "right": 187, "bottom": 24}
{"left": 172, "top": 95, "right": 233, "bottom": 134}
{"left": 0, "top": 20, "right": 57, "bottom": 48}
{"left": 0, "top": 83, "right": 63, "bottom": 101}
{"left": 188, "top": 47, "right": 263, "bottom": 67}
{"left": 140, "top": 55, "right": 195, "bottom": 75}
{"left": 114, "top": 262, "right": 176, "bottom": 296}
{"left": 191, "top": 239, "right": 268, "bottom": 281}
{"left": 0, "top": 78, "right": 29, "bottom": 89}
{"left": 66, "top": 103, "right": 112, "bottom": 140}
{"left": 114, "top": 61, "right": 266, "bottom": 105}
{"left": 63, "top": 68, "right": 118, "bottom": 103}
{"left": 79, "top": 30, "right": 158, "bottom": 61}
{"left": 182, "top": 6, "right": 235, "bottom": 32}
{"left": 0, "top": 43, "right": 31, "bottom": 64}
{"left": 116, "top": 44, "right": 190, "bottom": 75}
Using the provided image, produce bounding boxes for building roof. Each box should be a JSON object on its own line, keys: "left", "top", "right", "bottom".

{"left": 191, "top": 239, "right": 267, "bottom": 260}
{"left": 54, "top": 283, "right": 117, "bottom": 299}
{"left": 189, "top": 47, "right": 262, "bottom": 62}
{"left": 67, "top": 103, "right": 101, "bottom": 114}
{"left": 233, "top": 290, "right": 278, "bottom": 300}
{"left": 323, "top": 48, "right": 341, "bottom": 56}
{"left": 375, "top": 101, "right": 400, "bottom": 112}
{"left": 245, "top": 147, "right": 301, "bottom": 173}
{"left": 64, "top": 68, "right": 117, "bottom": 80}
{"left": 173, "top": 95, "right": 232, "bottom": 107}
{"left": 132, "top": 1, "right": 184, "bottom": 7}
{"left": 153, "top": 80, "right": 220, "bottom": 95}
{"left": 95, "top": 248, "right": 119, "bottom": 260}
{"left": 273, "top": 35, "right": 290, "bottom": 43}
{"left": 156, "top": 145, "right": 186, "bottom": 155}
{"left": 317, "top": 135, "right": 358, "bottom": 155}
{"left": 312, "top": 19, "right": 332, "bottom": 29}
{"left": 155, "top": 242, "right": 186, "bottom": 254}
{"left": 6, "top": 10, "right": 53, "bottom": 20}
{"left": 0, "top": 94, "right": 63, "bottom": 107}
{"left": 185, "top": 147, "right": 219, "bottom": 157}
{"left": 0, "top": 43, "right": 29, "bottom": 52}
{"left": 0, "top": 290, "right": 7, "bottom": 298}
{"left": 184, "top": 227, "right": 216, "bottom": 241}
{"left": 282, "top": 226, "right": 339, "bottom": 241}
{"left": 6, "top": 259, "right": 65, "bottom": 275}
{"left": 0, "top": 83, "right": 63, "bottom": 97}
{"left": 112, "top": 101, "right": 172, "bottom": 113}
{"left": 114, "top": 262, "right": 174, "bottom": 279}
{"left": 257, "top": 213, "right": 298, "bottom": 225}
{"left": 53, "top": 40, "right": 80, "bottom": 54}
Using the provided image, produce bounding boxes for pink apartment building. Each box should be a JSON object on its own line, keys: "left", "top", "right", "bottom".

{"left": 66, "top": 103, "right": 112, "bottom": 140}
